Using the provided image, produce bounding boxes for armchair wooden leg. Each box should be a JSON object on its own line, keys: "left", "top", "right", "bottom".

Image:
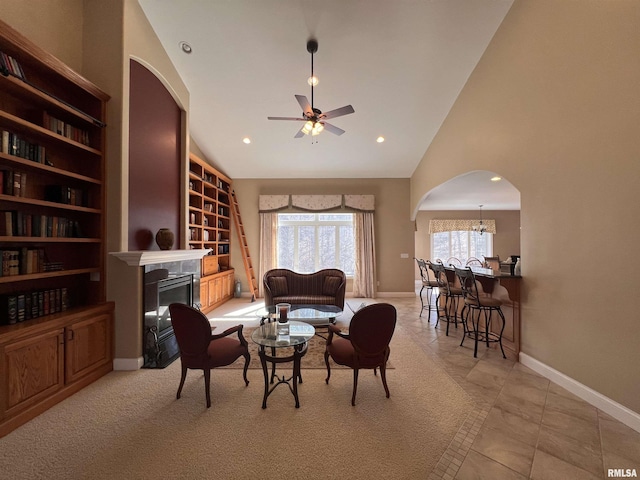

{"left": 203, "top": 368, "right": 211, "bottom": 408}
{"left": 177, "top": 364, "right": 187, "bottom": 400}
{"left": 242, "top": 351, "right": 250, "bottom": 386}
{"left": 380, "top": 362, "right": 390, "bottom": 399}
{"left": 324, "top": 350, "right": 331, "bottom": 384}
{"left": 351, "top": 369, "right": 359, "bottom": 406}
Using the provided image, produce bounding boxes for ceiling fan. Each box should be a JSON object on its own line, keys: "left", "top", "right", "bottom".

{"left": 267, "top": 39, "right": 355, "bottom": 138}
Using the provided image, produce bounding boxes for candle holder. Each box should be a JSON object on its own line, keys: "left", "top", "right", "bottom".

{"left": 276, "top": 303, "right": 291, "bottom": 335}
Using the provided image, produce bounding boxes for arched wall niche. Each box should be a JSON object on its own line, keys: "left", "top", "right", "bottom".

{"left": 128, "top": 59, "right": 182, "bottom": 250}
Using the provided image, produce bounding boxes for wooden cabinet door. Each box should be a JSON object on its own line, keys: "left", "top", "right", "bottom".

{"left": 208, "top": 278, "right": 218, "bottom": 307}
{"left": 214, "top": 277, "right": 223, "bottom": 304}
{"left": 224, "top": 271, "right": 234, "bottom": 298}
{"left": 1, "top": 329, "right": 64, "bottom": 418}
{"left": 200, "top": 277, "right": 209, "bottom": 308}
{"left": 65, "top": 313, "right": 112, "bottom": 384}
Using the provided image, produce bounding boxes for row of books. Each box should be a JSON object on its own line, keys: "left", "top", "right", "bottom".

{"left": 44, "top": 184, "right": 86, "bottom": 207}
{"left": 1, "top": 248, "right": 51, "bottom": 276}
{"left": 1, "top": 129, "right": 46, "bottom": 163}
{"left": 43, "top": 111, "right": 90, "bottom": 146}
{"left": 1, "top": 169, "right": 27, "bottom": 197}
{"left": 0, "top": 210, "right": 84, "bottom": 238}
{"left": 0, "top": 50, "right": 26, "bottom": 80}
{"left": 1, "top": 287, "right": 69, "bottom": 325}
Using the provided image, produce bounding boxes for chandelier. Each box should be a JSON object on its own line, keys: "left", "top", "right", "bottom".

{"left": 473, "top": 204, "right": 487, "bottom": 235}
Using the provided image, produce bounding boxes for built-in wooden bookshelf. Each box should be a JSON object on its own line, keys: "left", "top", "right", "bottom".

{"left": 188, "top": 153, "right": 234, "bottom": 313}
{"left": 0, "top": 19, "right": 114, "bottom": 438}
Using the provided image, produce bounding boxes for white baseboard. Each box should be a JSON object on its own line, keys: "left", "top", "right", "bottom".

{"left": 519, "top": 352, "right": 640, "bottom": 434}
{"left": 113, "top": 357, "right": 144, "bottom": 371}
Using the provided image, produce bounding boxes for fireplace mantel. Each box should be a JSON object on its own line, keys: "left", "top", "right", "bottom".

{"left": 110, "top": 249, "right": 212, "bottom": 267}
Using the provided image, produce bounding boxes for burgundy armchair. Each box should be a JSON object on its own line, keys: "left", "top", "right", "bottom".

{"left": 169, "top": 303, "right": 250, "bottom": 408}
{"left": 324, "top": 303, "right": 397, "bottom": 405}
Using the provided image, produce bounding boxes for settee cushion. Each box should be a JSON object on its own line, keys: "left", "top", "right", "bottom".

{"left": 323, "top": 275, "right": 343, "bottom": 296}
{"left": 268, "top": 276, "right": 288, "bottom": 297}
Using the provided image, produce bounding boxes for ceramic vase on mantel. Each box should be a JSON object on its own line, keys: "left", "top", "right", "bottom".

{"left": 155, "top": 228, "right": 175, "bottom": 250}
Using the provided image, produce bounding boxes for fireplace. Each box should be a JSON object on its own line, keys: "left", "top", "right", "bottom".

{"left": 143, "top": 270, "right": 194, "bottom": 368}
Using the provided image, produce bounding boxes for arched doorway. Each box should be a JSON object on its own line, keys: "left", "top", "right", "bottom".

{"left": 414, "top": 170, "right": 521, "bottom": 268}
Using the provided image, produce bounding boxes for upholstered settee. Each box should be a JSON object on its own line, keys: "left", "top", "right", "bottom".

{"left": 263, "top": 268, "right": 346, "bottom": 309}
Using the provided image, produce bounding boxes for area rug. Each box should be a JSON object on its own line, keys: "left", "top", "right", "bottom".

{"left": 0, "top": 325, "right": 472, "bottom": 480}
{"left": 222, "top": 327, "right": 393, "bottom": 370}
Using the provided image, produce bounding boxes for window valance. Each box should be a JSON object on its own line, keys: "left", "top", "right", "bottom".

{"left": 259, "top": 194, "right": 375, "bottom": 213}
{"left": 429, "top": 219, "right": 496, "bottom": 234}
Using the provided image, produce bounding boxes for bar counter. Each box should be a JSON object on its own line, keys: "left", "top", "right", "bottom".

{"left": 443, "top": 266, "right": 522, "bottom": 359}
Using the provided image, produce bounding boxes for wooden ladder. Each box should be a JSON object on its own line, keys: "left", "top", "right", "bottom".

{"left": 230, "top": 189, "right": 258, "bottom": 301}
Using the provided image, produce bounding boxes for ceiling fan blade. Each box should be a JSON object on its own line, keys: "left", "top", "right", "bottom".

{"left": 322, "top": 105, "right": 355, "bottom": 120}
{"left": 267, "top": 116, "right": 306, "bottom": 121}
{"left": 294, "top": 128, "right": 306, "bottom": 138}
{"left": 295, "top": 95, "right": 313, "bottom": 116}
{"left": 322, "top": 122, "right": 346, "bottom": 136}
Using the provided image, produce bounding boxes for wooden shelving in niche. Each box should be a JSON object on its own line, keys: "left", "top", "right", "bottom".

{"left": 188, "top": 153, "right": 234, "bottom": 313}
{"left": 0, "top": 19, "right": 113, "bottom": 438}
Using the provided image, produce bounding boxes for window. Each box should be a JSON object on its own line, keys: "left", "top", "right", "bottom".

{"left": 277, "top": 213, "right": 354, "bottom": 275}
{"left": 431, "top": 231, "right": 493, "bottom": 265}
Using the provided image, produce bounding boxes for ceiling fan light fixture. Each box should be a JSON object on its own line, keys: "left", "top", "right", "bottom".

{"left": 301, "top": 121, "right": 314, "bottom": 135}
{"left": 313, "top": 122, "right": 324, "bottom": 135}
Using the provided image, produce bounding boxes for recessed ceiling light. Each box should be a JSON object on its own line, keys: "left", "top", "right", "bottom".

{"left": 376, "top": 136, "right": 385, "bottom": 143}
{"left": 491, "top": 176, "right": 502, "bottom": 182}
{"left": 179, "top": 41, "right": 192, "bottom": 54}
{"left": 307, "top": 75, "right": 319, "bottom": 86}
{"left": 242, "top": 137, "right": 251, "bottom": 144}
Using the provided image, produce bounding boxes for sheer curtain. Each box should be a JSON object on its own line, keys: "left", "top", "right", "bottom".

{"left": 353, "top": 211, "right": 376, "bottom": 298}
{"left": 258, "top": 213, "right": 278, "bottom": 298}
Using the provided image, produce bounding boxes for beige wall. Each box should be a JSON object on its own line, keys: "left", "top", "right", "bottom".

{"left": 410, "top": 0, "right": 640, "bottom": 414}
{"left": 232, "top": 178, "right": 416, "bottom": 296}
{"left": 414, "top": 209, "right": 521, "bottom": 278}
{"left": 0, "top": 0, "right": 84, "bottom": 71}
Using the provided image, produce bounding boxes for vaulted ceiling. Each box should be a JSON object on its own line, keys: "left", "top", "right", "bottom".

{"left": 138, "top": 0, "right": 519, "bottom": 209}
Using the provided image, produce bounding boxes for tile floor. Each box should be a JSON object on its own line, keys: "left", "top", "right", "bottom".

{"left": 208, "top": 295, "right": 640, "bottom": 480}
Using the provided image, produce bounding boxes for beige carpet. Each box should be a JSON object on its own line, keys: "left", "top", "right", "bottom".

{"left": 0, "top": 325, "right": 472, "bottom": 480}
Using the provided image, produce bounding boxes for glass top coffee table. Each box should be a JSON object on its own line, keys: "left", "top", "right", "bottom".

{"left": 256, "top": 304, "right": 343, "bottom": 327}
{"left": 251, "top": 320, "right": 315, "bottom": 408}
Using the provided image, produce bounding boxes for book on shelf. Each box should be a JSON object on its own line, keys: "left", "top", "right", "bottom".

{"left": 0, "top": 248, "right": 45, "bottom": 276}
{"left": 0, "top": 50, "right": 26, "bottom": 80}
{"left": 0, "top": 287, "right": 69, "bottom": 325}
{"left": 0, "top": 210, "right": 84, "bottom": 238}
{"left": 1, "top": 129, "right": 46, "bottom": 163}
{"left": 44, "top": 185, "right": 86, "bottom": 207}
{"left": 0, "top": 295, "right": 18, "bottom": 324}
{"left": 43, "top": 111, "right": 90, "bottom": 146}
